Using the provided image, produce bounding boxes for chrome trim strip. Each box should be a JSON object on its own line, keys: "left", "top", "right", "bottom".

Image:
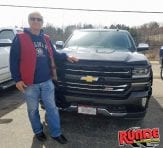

{"left": 59, "top": 85, "right": 125, "bottom": 92}
{"left": 97, "top": 108, "right": 127, "bottom": 117}
{"left": 132, "top": 82, "right": 149, "bottom": 86}
{"left": 63, "top": 105, "right": 127, "bottom": 117}
{"left": 58, "top": 81, "right": 128, "bottom": 88}
{"left": 66, "top": 68, "right": 130, "bottom": 74}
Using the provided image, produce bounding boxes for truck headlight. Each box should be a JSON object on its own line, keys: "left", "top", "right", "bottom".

{"left": 132, "top": 68, "right": 150, "bottom": 78}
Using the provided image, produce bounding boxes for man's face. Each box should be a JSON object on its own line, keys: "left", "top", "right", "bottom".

{"left": 28, "top": 13, "right": 43, "bottom": 31}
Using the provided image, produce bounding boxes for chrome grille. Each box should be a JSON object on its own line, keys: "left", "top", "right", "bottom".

{"left": 57, "top": 60, "right": 132, "bottom": 97}
{"left": 63, "top": 62, "right": 131, "bottom": 78}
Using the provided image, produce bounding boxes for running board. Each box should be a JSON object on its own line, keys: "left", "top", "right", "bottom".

{"left": 0, "top": 80, "right": 15, "bottom": 90}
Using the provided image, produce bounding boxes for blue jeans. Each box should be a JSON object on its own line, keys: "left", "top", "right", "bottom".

{"left": 24, "top": 79, "right": 61, "bottom": 137}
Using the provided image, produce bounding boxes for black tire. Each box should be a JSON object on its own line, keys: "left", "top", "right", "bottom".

{"left": 150, "top": 68, "right": 153, "bottom": 86}
{"left": 161, "top": 67, "right": 163, "bottom": 80}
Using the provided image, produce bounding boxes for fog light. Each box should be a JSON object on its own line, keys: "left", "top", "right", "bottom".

{"left": 142, "top": 98, "right": 147, "bottom": 107}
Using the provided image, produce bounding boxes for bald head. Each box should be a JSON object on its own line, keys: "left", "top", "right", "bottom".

{"left": 28, "top": 11, "right": 43, "bottom": 23}
{"left": 28, "top": 11, "right": 44, "bottom": 35}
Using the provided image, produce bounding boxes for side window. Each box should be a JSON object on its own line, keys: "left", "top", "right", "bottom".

{"left": 0, "top": 30, "right": 15, "bottom": 41}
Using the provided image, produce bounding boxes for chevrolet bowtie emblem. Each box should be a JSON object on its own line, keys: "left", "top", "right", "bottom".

{"left": 81, "top": 76, "right": 99, "bottom": 83}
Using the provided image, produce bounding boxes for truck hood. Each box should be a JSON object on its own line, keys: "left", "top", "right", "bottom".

{"left": 61, "top": 47, "right": 149, "bottom": 65}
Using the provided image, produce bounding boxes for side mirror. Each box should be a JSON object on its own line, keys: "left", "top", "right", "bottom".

{"left": 56, "top": 41, "right": 64, "bottom": 50}
{"left": 0, "top": 39, "right": 12, "bottom": 47}
{"left": 137, "top": 43, "right": 149, "bottom": 52}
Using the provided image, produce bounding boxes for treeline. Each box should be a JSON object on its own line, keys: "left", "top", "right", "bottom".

{"left": 43, "top": 22, "right": 163, "bottom": 47}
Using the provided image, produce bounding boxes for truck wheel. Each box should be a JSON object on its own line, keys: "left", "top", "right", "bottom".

{"left": 161, "top": 68, "right": 163, "bottom": 80}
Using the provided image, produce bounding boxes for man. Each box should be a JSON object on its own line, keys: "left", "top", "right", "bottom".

{"left": 10, "top": 11, "right": 78, "bottom": 144}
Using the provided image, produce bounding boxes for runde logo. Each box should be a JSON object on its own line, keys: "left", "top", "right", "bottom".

{"left": 80, "top": 76, "right": 98, "bottom": 83}
{"left": 118, "top": 127, "right": 160, "bottom": 147}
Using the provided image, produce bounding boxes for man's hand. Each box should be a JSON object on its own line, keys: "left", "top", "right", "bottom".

{"left": 67, "top": 56, "right": 79, "bottom": 63}
{"left": 16, "top": 81, "right": 27, "bottom": 93}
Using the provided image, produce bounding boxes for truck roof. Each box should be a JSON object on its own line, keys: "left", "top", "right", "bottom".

{"left": 0, "top": 27, "right": 23, "bottom": 32}
{"left": 75, "top": 29, "right": 129, "bottom": 33}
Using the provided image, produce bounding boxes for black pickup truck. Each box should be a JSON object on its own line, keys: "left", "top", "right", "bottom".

{"left": 55, "top": 29, "right": 153, "bottom": 119}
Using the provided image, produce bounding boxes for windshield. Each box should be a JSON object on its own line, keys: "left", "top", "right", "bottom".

{"left": 65, "top": 31, "right": 135, "bottom": 51}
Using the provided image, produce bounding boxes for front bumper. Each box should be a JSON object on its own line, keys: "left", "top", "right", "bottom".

{"left": 57, "top": 90, "right": 150, "bottom": 119}
{"left": 0, "top": 80, "right": 15, "bottom": 90}
{"left": 61, "top": 104, "right": 147, "bottom": 119}
{"left": 64, "top": 90, "right": 149, "bottom": 105}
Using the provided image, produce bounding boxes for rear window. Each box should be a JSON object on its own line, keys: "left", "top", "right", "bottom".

{"left": 0, "top": 30, "right": 15, "bottom": 41}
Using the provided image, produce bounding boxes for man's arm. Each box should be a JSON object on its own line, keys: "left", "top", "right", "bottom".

{"left": 49, "top": 41, "right": 67, "bottom": 62}
{"left": 50, "top": 41, "right": 78, "bottom": 63}
{"left": 10, "top": 35, "right": 21, "bottom": 82}
{"left": 10, "top": 35, "right": 27, "bottom": 92}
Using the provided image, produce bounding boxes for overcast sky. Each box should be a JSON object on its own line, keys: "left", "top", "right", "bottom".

{"left": 0, "top": 0, "right": 163, "bottom": 28}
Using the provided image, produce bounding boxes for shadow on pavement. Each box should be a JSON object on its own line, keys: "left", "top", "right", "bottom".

{"left": 0, "top": 118, "right": 13, "bottom": 124}
{"left": 0, "top": 86, "right": 25, "bottom": 124}
{"left": 31, "top": 122, "right": 67, "bottom": 148}
{"left": 31, "top": 136, "right": 50, "bottom": 148}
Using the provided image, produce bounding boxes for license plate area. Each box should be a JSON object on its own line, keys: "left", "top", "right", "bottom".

{"left": 78, "top": 105, "right": 97, "bottom": 115}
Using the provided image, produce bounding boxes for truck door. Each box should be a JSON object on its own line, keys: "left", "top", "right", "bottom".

{"left": 0, "top": 29, "right": 15, "bottom": 83}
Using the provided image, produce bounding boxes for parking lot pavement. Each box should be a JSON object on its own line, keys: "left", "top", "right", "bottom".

{"left": 151, "top": 61, "right": 160, "bottom": 79}
{"left": 0, "top": 63, "right": 162, "bottom": 148}
{"left": 0, "top": 79, "right": 162, "bottom": 148}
